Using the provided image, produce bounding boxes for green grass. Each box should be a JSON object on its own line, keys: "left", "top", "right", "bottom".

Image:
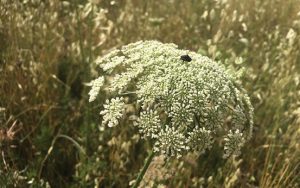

{"left": 0, "top": 0, "right": 299, "bottom": 187}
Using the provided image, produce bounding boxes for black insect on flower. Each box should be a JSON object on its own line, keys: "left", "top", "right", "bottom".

{"left": 180, "top": 54, "right": 192, "bottom": 62}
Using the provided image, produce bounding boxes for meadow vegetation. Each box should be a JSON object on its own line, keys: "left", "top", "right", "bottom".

{"left": 0, "top": 0, "right": 299, "bottom": 187}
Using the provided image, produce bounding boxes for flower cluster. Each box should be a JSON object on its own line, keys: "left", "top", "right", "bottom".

{"left": 135, "top": 110, "right": 161, "bottom": 139}
{"left": 89, "top": 40, "right": 254, "bottom": 158}
{"left": 88, "top": 76, "right": 104, "bottom": 102}
{"left": 223, "top": 130, "right": 246, "bottom": 158}
{"left": 100, "top": 97, "right": 125, "bottom": 128}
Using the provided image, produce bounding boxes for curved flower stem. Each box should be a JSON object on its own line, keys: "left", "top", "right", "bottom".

{"left": 132, "top": 150, "right": 156, "bottom": 188}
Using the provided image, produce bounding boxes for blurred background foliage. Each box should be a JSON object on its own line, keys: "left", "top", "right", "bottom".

{"left": 0, "top": 0, "right": 299, "bottom": 187}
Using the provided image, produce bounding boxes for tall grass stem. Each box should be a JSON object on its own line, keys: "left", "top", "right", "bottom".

{"left": 132, "top": 150, "right": 155, "bottom": 188}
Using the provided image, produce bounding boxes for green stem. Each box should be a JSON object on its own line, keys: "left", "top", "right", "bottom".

{"left": 132, "top": 150, "right": 155, "bottom": 188}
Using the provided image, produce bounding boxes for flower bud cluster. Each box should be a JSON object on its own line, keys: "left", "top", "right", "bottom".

{"left": 89, "top": 41, "right": 254, "bottom": 158}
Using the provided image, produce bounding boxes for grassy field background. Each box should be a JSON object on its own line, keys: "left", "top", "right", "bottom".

{"left": 0, "top": 0, "right": 300, "bottom": 187}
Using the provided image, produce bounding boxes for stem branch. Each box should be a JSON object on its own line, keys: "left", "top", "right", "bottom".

{"left": 132, "top": 150, "right": 155, "bottom": 188}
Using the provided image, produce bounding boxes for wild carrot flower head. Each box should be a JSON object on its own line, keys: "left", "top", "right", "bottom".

{"left": 89, "top": 40, "right": 254, "bottom": 158}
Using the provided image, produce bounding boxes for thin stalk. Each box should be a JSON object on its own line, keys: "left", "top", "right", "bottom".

{"left": 132, "top": 150, "right": 155, "bottom": 188}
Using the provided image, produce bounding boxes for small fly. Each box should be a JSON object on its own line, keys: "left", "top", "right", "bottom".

{"left": 180, "top": 54, "right": 192, "bottom": 62}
